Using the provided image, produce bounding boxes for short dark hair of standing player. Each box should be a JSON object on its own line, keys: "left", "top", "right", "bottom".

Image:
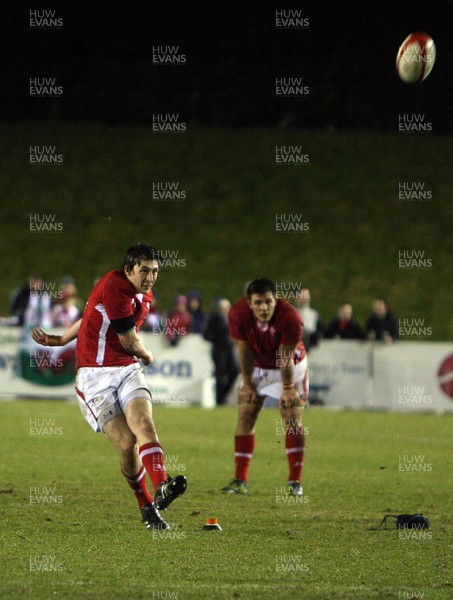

{"left": 246, "top": 278, "right": 276, "bottom": 298}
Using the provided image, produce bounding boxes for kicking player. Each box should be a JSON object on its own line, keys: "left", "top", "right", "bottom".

{"left": 31, "top": 243, "right": 187, "bottom": 530}
{"left": 221, "top": 278, "right": 308, "bottom": 496}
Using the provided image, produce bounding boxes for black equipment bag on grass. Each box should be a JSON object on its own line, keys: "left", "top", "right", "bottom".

{"left": 380, "top": 513, "right": 430, "bottom": 530}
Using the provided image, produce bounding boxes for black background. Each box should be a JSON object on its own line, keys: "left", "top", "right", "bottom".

{"left": 2, "top": 0, "right": 452, "bottom": 130}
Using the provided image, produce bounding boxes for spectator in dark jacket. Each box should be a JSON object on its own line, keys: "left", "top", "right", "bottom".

{"left": 10, "top": 273, "right": 53, "bottom": 329}
{"left": 186, "top": 289, "right": 206, "bottom": 334}
{"left": 366, "top": 298, "right": 399, "bottom": 343}
{"left": 324, "top": 303, "right": 365, "bottom": 340}
{"left": 203, "top": 298, "right": 239, "bottom": 406}
{"left": 10, "top": 273, "right": 43, "bottom": 326}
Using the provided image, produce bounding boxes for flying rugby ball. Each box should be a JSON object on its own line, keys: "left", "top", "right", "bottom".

{"left": 396, "top": 32, "right": 436, "bottom": 84}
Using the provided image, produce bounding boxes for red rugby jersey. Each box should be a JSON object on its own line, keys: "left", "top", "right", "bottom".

{"left": 228, "top": 297, "right": 306, "bottom": 369}
{"left": 76, "top": 270, "right": 153, "bottom": 368}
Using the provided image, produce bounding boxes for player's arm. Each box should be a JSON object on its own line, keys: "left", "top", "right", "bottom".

{"left": 234, "top": 338, "right": 258, "bottom": 404}
{"left": 112, "top": 316, "right": 153, "bottom": 365}
{"left": 278, "top": 342, "right": 297, "bottom": 385}
{"left": 31, "top": 318, "right": 82, "bottom": 347}
{"left": 278, "top": 342, "right": 303, "bottom": 408}
{"left": 235, "top": 339, "right": 255, "bottom": 385}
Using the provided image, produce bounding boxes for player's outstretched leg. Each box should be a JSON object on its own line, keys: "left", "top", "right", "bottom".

{"left": 126, "top": 397, "right": 187, "bottom": 511}
{"left": 221, "top": 400, "right": 262, "bottom": 494}
{"left": 104, "top": 414, "right": 170, "bottom": 529}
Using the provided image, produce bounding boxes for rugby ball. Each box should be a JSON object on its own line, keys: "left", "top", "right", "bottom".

{"left": 396, "top": 32, "right": 436, "bottom": 84}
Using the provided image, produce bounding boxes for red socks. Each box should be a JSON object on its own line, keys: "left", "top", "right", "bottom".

{"left": 286, "top": 425, "right": 305, "bottom": 483}
{"left": 123, "top": 466, "right": 154, "bottom": 507}
{"left": 235, "top": 434, "right": 255, "bottom": 482}
{"left": 139, "top": 442, "right": 167, "bottom": 491}
{"left": 233, "top": 427, "right": 305, "bottom": 484}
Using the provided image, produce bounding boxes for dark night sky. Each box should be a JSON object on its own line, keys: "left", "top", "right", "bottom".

{"left": 1, "top": 0, "right": 452, "bottom": 130}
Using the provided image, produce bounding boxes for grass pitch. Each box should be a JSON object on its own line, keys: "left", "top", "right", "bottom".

{"left": 1, "top": 401, "right": 452, "bottom": 599}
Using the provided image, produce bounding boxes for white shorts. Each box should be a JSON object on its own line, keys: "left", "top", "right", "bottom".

{"left": 242, "top": 357, "right": 309, "bottom": 402}
{"left": 75, "top": 363, "right": 151, "bottom": 432}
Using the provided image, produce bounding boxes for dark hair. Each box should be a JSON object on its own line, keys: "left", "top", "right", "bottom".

{"left": 246, "top": 278, "right": 276, "bottom": 298}
{"left": 122, "top": 243, "right": 161, "bottom": 272}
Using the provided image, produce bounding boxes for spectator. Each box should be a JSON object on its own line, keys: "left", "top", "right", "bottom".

{"left": 10, "top": 273, "right": 43, "bottom": 326}
{"left": 59, "top": 275, "right": 77, "bottom": 298}
{"left": 186, "top": 289, "right": 206, "bottom": 334}
{"left": 166, "top": 295, "right": 192, "bottom": 347}
{"left": 203, "top": 298, "right": 239, "bottom": 406}
{"left": 11, "top": 273, "right": 53, "bottom": 329}
{"left": 366, "top": 298, "right": 399, "bottom": 343}
{"left": 324, "top": 302, "right": 365, "bottom": 340}
{"left": 51, "top": 291, "right": 81, "bottom": 327}
{"left": 296, "top": 288, "right": 323, "bottom": 351}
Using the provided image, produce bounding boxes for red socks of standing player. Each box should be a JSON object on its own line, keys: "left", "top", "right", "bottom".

{"left": 234, "top": 428, "right": 304, "bottom": 485}
{"left": 139, "top": 441, "right": 167, "bottom": 490}
{"left": 123, "top": 466, "right": 154, "bottom": 508}
{"left": 235, "top": 434, "right": 255, "bottom": 482}
{"left": 286, "top": 425, "right": 305, "bottom": 483}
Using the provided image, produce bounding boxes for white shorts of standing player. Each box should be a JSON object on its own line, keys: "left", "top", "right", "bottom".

{"left": 75, "top": 363, "right": 151, "bottom": 432}
{"left": 240, "top": 357, "right": 309, "bottom": 407}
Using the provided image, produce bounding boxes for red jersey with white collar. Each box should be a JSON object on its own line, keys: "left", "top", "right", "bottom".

{"left": 76, "top": 270, "right": 153, "bottom": 368}
{"left": 229, "top": 297, "right": 306, "bottom": 369}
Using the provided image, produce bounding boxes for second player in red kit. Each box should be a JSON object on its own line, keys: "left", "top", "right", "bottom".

{"left": 221, "top": 278, "right": 308, "bottom": 497}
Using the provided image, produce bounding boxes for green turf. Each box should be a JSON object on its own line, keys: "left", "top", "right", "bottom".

{"left": 1, "top": 401, "right": 452, "bottom": 599}
{"left": 1, "top": 123, "right": 452, "bottom": 339}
